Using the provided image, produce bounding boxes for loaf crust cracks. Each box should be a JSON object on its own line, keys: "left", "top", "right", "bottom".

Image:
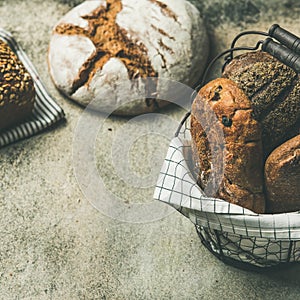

{"left": 49, "top": 0, "right": 209, "bottom": 115}
{"left": 54, "top": 0, "right": 159, "bottom": 108}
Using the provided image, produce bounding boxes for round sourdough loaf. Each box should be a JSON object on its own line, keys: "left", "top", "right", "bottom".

{"left": 265, "top": 134, "right": 300, "bottom": 213}
{"left": 48, "top": 0, "right": 209, "bottom": 115}
{"left": 0, "top": 40, "right": 35, "bottom": 131}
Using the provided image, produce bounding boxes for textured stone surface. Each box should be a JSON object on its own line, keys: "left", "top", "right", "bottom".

{"left": 0, "top": 0, "right": 300, "bottom": 299}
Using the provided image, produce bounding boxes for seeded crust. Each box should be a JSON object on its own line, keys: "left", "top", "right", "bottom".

{"left": 265, "top": 134, "right": 300, "bottom": 213}
{"left": 0, "top": 40, "right": 35, "bottom": 131}
{"left": 223, "top": 51, "right": 300, "bottom": 156}
{"left": 191, "top": 78, "right": 265, "bottom": 213}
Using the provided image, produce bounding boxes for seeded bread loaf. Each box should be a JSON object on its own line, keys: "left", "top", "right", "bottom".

{"left": 48, "top": 0, "right": 209, "bottom": 116}
{"left": 222, "top": 51, "right": 300, "bottom": 156}
{"left": 191, "top": 78, "right": 265, "bottom": 213}
{"left": 0, "top": 40, "right": 35, "bottom": 131}
{"left": 265, "top": 135, "right": 300, "bottom": 213}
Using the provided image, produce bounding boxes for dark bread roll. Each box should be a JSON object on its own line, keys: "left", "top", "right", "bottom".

{"left": 0, "top": 40, "right": 35, "bottom": 131}
{"left": 223, "top": 51, "right": 300, "bottom": 156}
{"left": 191, "top": 78, "right": 265, "bottom": 213}
{"left": 265, "top": 134, "right": 300, "bottom": 213}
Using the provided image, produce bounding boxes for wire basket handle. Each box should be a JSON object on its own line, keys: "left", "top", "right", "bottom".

{"left": 175, "top": 24, "right": 300, "bottom": 138}
{"left": 174, "top": 41, "right": 264, "bottom": 137}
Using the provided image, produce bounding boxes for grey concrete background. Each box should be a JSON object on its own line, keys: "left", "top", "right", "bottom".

{"left": 0, "top": 0, "right": 300, "bottom": 299}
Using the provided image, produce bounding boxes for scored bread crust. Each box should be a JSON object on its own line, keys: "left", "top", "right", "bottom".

{"left": 191, "top": 78, "right": 265, "bottom": 213}
{"left": 48, "top": 0, "right": 209, "bottom": 115}
{"left": 0, "top": 40, "right": 35, "bottom": 131}
{"left": 265, "top": 134, "right": 300, "bottom": 213}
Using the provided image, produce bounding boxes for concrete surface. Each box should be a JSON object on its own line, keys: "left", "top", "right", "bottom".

{"left": 0, "top": 0, "right": 300, "bottom": 299}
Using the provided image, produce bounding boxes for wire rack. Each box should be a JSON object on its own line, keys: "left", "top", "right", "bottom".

{"left": 154, "top": 115, "right": 300, "bottom": 271}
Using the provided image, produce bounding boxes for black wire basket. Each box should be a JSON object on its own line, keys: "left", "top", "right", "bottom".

{"left": 154, "top": 118, "right": 300, "bottom": 271}
{"left": 195, "top": 225, "right": 296, "bottom": 271}
{"left": 154, "top": 24, "right": 300, "bottom": 271}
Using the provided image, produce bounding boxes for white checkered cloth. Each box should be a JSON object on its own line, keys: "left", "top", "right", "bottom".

{"left": 154, "top": 136, "right": 300, "bottom": 241}
{"left": 0, "top": 28, "right": 65, "bottom": 148}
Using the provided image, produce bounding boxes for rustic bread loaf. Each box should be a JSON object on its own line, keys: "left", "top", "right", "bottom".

{"left": 265, "top": 134, "right": 300, "bottom": 213}
{"left": 0, "top": 40, "right": 35, "bottom": 131}
{"left": 191, "top": 78, "right": 265, "bottom": 213}
{"left": 223, "top": 51, "right": 300, "bottom": 156}
{"left": 48, "top": 0, "right": 209, "bottom": 116}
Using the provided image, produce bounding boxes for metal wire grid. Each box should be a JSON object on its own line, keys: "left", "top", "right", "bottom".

{"left": 195, "top": 225, "right": 300, "bottom": 270}
{"left": 154, "top": 115, "right": 300, "bottom": 269}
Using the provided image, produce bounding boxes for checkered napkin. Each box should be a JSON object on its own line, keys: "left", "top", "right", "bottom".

{"left": 0, "top": 28, "right": 65, "bottom": 148}
{"left": 154, "top": 136, "right": 300, "bottom": 241}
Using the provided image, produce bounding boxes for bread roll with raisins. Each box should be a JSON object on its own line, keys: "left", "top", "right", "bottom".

{"left": 191, "top": 78, "right": 265, "bottom": 213}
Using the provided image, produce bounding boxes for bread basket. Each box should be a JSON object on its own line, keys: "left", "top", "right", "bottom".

{"left": 154, "top": 118, "right": 300, "bottom": 270}
{"left": 154, "top": 24, "right": 300, "bottom": 271}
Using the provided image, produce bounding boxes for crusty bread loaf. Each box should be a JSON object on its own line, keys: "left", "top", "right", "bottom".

{"left": 191, "top": 78, "right": 265, "bottom": 213}
{"left": 223, "top": 51, "right": 300, "bottom": 156}
{"left": 0, "top": 40, "right": 35, "bottom": 131}
{"left": 265, "top": 134, "right": 300, "bottom": 213}
{"left": 48, "top": 0, "right": 209, "bottom": 116}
